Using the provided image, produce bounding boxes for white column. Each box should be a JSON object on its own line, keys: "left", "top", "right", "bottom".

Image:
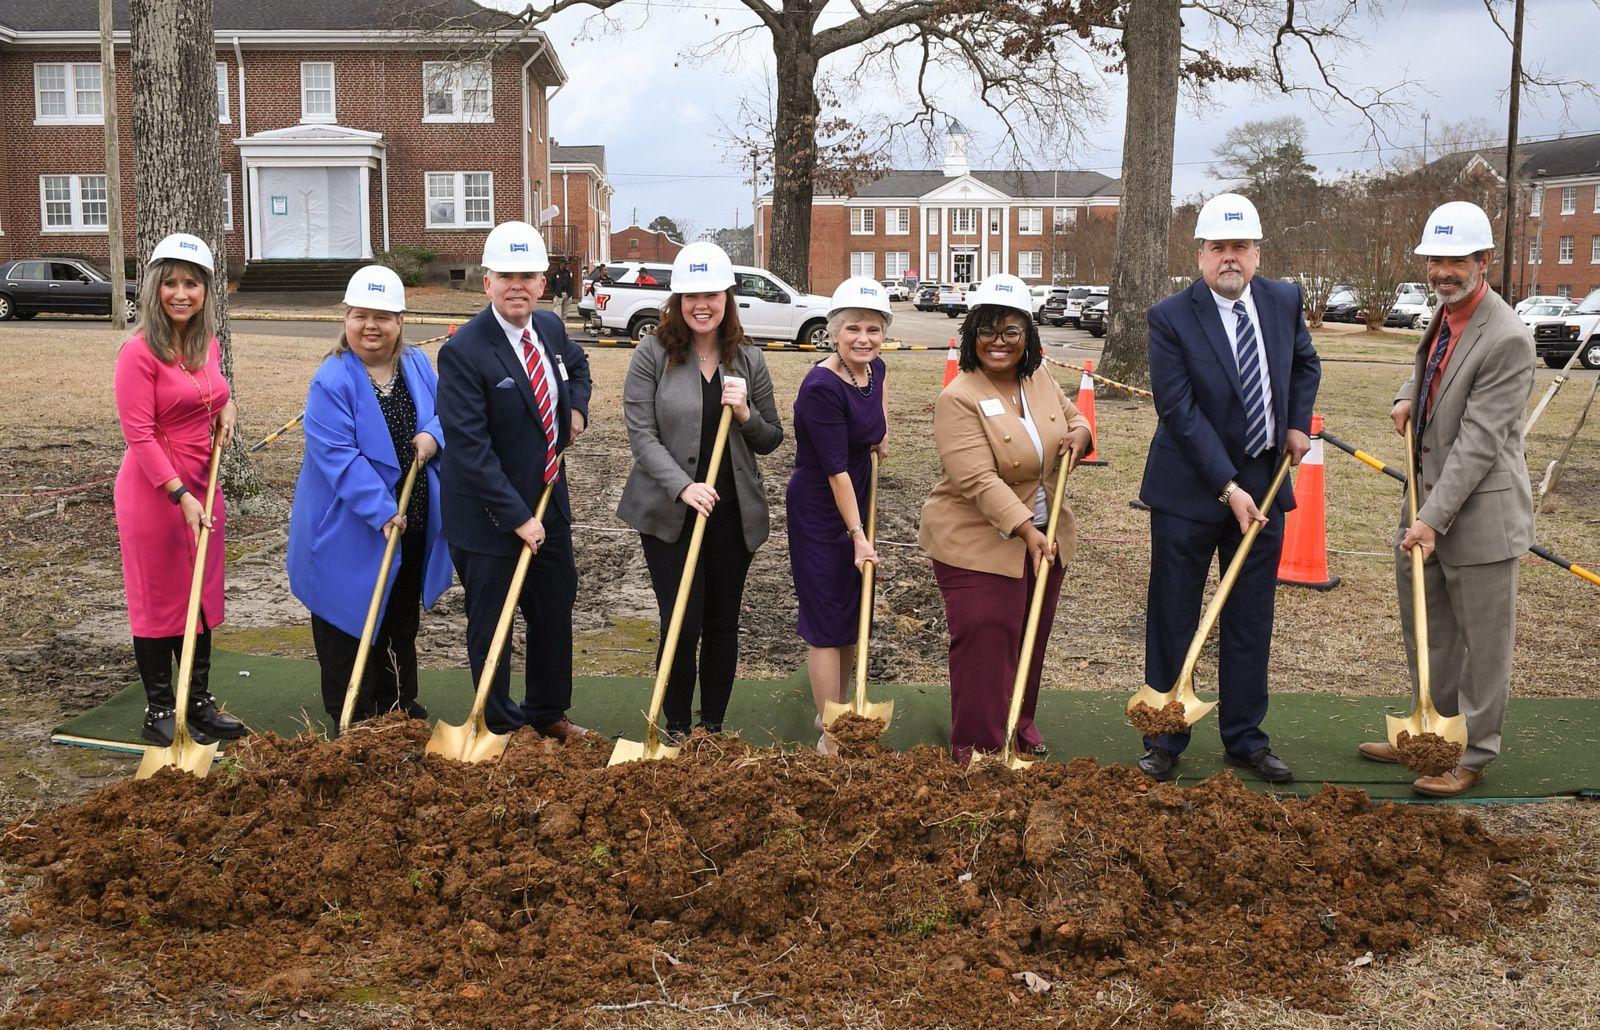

{"left": 247, "top": 164, "right": 262, "bottom": 261}
{"left": 919, "top": 205, "right": 928, "bottom": 283}
{"left": 1001, "top": 205, "right": 1010, "bottom": 276}
{"left": 358, "top": 165, "right": 374, "bottom": 259}
{"left": 980, "top": 208, "right": 989, "bottom": 279}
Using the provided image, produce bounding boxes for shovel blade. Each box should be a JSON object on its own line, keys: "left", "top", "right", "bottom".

{"left": 1421, "top": 711, "right": 1469, "bottom": 750}
{"left": 820, "top": 697, "right": 895, "bottom": 731}
{"left": 134, "top": 735, "right": 219, "bottom": 781}
{"left": 425, "top": 716, "right": 510, "bottom": 764}
{"left": 608, "top": 737, "right": 681, "bottom": 767}
{"left": 967, "top": 749, "right": 1037, "bottom": 772}
{"left": 1385, "top": 711, "right": 1426, "bottom": 750}
{"left": 1127, "top": 683, "right": 1217, "bottom": 727}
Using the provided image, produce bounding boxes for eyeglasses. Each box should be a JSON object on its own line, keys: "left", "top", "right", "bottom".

{"left": 976, "top": 326, "right": 1026, "bottom": 344}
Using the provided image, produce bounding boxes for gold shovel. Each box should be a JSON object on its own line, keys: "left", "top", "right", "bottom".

{"left": 136, "top": 440, "right": 224, "bottom": 780}
{"left": 1385, "top": 424, "right": 1468, "bottom": 750}
{"left": 610, "top": 404, "right": 734, "bottom": 766}
{"left": 337, "top": 461, "right": 422, "bottom": 735}
{"left": 1126, "top": 453, "right": 1293, "bottom": 729}
{"left": 822, "top": 450, "right": 894, "bottom": 732}
{"left": 426, "top": 458, "right": 561, "bottom": 764}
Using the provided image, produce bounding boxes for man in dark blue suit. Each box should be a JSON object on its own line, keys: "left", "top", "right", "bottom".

{"left": 436, "top": 221, "right": 594, "bottom": 738}
{"left": 1136, "top": 193, "right": 1321, "bottom": 784}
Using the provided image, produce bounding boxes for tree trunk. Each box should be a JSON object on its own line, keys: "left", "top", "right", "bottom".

{"left": 1499, "top": 0, "right": 1524, "bottom": 298}
{"left": 1099, "top": 0, "right": 1180, "bottom": 388}
{"left": 767, "top": 18, "right": 820, "bottom": 290}
{"left": 129, "top": 0, "right": 257, "bottom": 495}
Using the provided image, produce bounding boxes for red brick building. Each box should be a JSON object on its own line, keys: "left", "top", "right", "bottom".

{"left": 0, "top": 1, "right": 568, "bottom": 281}
{"left": 756, "top": 124, "right": 1121, "bottom": 293}
{"left": 608, "top": 225, "right": 684, "bottom": 264}
{"left": 549, "top": 140, "right": 611, "bottom": 272}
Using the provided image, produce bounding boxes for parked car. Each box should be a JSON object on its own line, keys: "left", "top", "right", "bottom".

{"left": 880, "top": 280, "right": 909, "bottom": 302}
{"left": 1060, "top": 285, "right": 1107, "bottom": 327}
{"left": 1515, "top": 294, "right": 1568, "bottom": 315}
{"left": 1040, "top": 289, "right": 1074, "bottom": 326}
{"left": 0, "top": 258, "right": 138, "bottom": 322}
{"left": 937, "top": 283, "right": 969, "bottom": 318}
{"left": 1519, "top": 301, "right": 1574, "bottom": 331}
{"left": 1080, "top": 293, "right": 1110, "bottom": 337}
{"left": 1533, "top": 287, "right": 1600, "bottom": 369}
{"left": 1384, "top": 291, "right": 1432, "bottom": 329}
{"left": 1321, "top": 287, "right": 1362, "bottom": 323}
{"left": 591, "top": 263, "right": 831, "bottom": 346}
{"left": 915, "top": 283, "right": 949, "bottom": 311}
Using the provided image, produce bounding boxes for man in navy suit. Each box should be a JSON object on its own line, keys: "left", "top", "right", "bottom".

{"left": 1136, "top": 193, "right": 1321, "bottom": 784}
{"left": 436, "top": 221, "right": 594, "bottom": 738}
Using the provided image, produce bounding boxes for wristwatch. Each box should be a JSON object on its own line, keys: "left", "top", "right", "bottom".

{"left": 1217, "top": 481, "right": 1239, "bottom": 505}
{"left": 168, "top": 485, "right": 190, "bottom": 505}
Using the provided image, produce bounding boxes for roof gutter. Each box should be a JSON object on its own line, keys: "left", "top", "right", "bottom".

{"left": 233, "top": 37, "right": 250, "bottom": 262}
{"left": 521, "top": 38, "right": 548, "bottom": 224}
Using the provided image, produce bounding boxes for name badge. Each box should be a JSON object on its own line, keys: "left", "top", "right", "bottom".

{"left": 979, "top": 397, "right": 1005, "bottom": 417}
{"left": 555, "top": 355, "right": 570, "bottom": 381}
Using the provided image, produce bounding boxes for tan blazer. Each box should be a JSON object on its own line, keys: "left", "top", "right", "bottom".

{"left": 1395, "top": 287, "right": 1535, "bottom": 566}
{"left": 919, "top": 369, "right": 1091, "bottom": 577}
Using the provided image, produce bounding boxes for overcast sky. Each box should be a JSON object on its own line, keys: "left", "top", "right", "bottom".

{"left": 501, "top": 0, "right": 1600, "bottom": 235}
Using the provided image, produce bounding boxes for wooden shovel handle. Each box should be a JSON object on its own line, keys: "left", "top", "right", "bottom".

{"left": 1404, "top": 423, "right": 1433, "bottom": 714}
{"left": 339, "top": 460, "right": 422, "bottom": 733}
{"left": 849, "top": 451, "right": 880, "bottom": 711}
{"left": 172, "top": 440, "right": 224, "bottom": 744}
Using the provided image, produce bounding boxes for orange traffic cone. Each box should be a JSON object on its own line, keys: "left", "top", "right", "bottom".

{"left": 1277, "top": 413, "right": 1340, "bottom": 590}
{"left": 942, "top": 337, "right": 960, "bottom": 387}
{"left": 1074, "top": 359, "right": 1106, "bottom": 466}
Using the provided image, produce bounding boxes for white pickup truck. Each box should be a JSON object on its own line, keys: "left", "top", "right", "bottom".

{"left": 589, "top": 263, "right": 833, "bottom": 347}
{"left": 937, "top": 283, "right": 969, "bottom": 318}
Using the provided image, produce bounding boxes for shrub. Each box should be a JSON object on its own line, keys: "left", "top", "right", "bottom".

{"left": 377, "top": 245, "right": 439, "bottom": 286}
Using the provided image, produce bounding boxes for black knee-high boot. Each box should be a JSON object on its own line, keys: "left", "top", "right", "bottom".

{"left": 186, "top": 629, "right": 246, "bottom": 740}
{"left": 134, "top": 636, "right": 216, "bottom": 747}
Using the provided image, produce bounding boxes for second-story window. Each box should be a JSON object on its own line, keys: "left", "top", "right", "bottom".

{"left": 301, "top": 62, "right": 336, "bottom": 123}
{"left": 850, "top": 207, "right": 876, "bottom": 234}
{"left": 1560, "top": 186, "right": 1576, "bottom": 215}
{"left": 216, "top": 63, "right": 230, "bottom": 123}
{"left": 423, "top": 61, "right": 494, "bottom": 122}
{"left": 1018, "top": 208, "right": 1043, "bottom": 234}
{"left": 35, "top": 63, "right": 103, "bottom": 124}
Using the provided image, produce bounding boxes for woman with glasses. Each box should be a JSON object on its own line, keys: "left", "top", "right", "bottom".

{"left": 918, "top": 274, "right": 1093, "bottom": 763}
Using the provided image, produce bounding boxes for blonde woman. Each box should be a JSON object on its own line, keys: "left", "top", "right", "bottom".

{"left": 113, "top": 233, "right": 243, "bottom": 746}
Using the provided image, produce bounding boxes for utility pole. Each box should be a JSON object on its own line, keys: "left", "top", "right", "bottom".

{"left": 1500, "top": 0, "right": 1525, "bottom": 298}
{"left": 1421, "top": 112, "right": 1430, "bottom": 165}
{"left": 99, "top": 0, "right": 127, "bottom": 330}
{"left": 751, "top": 146, "right": 761, "bottom": 269}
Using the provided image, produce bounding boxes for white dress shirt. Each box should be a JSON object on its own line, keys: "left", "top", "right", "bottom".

{"left": 491, "top": 306, "right": 558, "bottom": 413}
{"left": 1210, "top": 283, "right": 1275, "bottom": 446}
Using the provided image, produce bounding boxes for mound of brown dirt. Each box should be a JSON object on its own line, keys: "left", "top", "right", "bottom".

{"left": 1127, "top": 699, "right": 1190, "bottom": 736}
{"left": 826, "top": 712, "right": 888, "bottom": 755}
{"left": 1, "top": 716, "right": 1547, "bottom": 1026}
{"left": 1394, "top": 730, "right": 1465, "bottom": 776}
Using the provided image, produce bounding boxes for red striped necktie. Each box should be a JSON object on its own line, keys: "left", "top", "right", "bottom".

{"left": 520, "top": 328, "right": 560, "bottom": 484}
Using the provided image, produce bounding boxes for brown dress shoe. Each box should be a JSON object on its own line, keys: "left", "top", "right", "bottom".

{"left": 1412, "top": 765, "right": 1483, "bottom": 798}
{"left": 536, "top": 718, "right": 591, "bottom": 742}
{"left": 1357, "top": 741, "right": 1399, "bottom": 764}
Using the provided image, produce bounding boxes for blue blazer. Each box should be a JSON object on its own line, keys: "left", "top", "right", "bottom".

{"left": 287, "top": 347, "right": 454, "bottom": 638}
{"left": 1139, "top": 276, "right": 1321, "bottom": 523}
{"left": 436, "top": 306, "right": 592, "bottom": 556}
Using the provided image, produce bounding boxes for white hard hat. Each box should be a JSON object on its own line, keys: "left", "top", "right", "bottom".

{"left": 148, "top": 233, "right": 214, "bottom": 273}
{"left": 670, "top": 241, "right": 736, "bottom": 293}
{"left": 1194, "top": 193, "right": 1263, "bottom": 241}
{"left": 828, "top": 276, "right": 893, "bottom": 324}
{"left": 481, "top": 221, "right": 549, "bottom": 273}
{"left": 1415, "top": 201, "right": 1494, "bottom": 256}
{"left": 343, "top": 264, "right": 406, "bottom": 313}
{"left": 967, "top": 273, "right": 1033, "bottom": 315}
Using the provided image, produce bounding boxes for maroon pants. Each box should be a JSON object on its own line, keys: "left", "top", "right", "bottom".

{"left": 932, "top": 557, "right": 1065, "bottom": 762}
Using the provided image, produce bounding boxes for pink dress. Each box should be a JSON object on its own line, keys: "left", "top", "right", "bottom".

{"left": 113, "top": 334, "right": 229, "bottom": 637}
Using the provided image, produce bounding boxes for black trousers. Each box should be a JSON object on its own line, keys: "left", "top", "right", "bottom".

{"left": 132, "top": 623, "right": 212, "bottom": 709}
{"left": 311, "top": 531, "right": 425, "bottom": 722}
{"left": 640, "top": 507, "right": 753, "bottom": 732}
{"left": 1144, "top": 449, "right": 1286, "bottom": 759}
{"left": 451, "top": 521, "right": 576, "bottom": 734}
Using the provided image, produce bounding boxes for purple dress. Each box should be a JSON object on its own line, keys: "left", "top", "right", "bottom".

{"left": 786, "top": 358, "right": 887, "bottom": 647}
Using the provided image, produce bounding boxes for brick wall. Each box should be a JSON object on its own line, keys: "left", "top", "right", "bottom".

{"left": 551, "top": 166, "right": 606, "bottom": 270}
{"left": 609, "top": 227, "right": 683, "bottom": 264}
{"left": 1515, "top": 180, "right": 1600, "bottom": 303}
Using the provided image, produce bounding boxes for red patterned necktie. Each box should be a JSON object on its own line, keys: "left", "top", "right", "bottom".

{"left": 521, "top": 329, "right": 560, "bottom": 484}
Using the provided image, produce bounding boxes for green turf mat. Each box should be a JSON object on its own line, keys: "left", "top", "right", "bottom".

{"left": 53, "top": 650, "right": 1600, "bottom": 801}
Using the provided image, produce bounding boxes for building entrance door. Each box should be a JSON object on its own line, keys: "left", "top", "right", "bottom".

{"left": 951, "top": 250, "right": 976, "bottom": 284}
{"left": 257, "top": 167, "right": 364, "bottom": 259}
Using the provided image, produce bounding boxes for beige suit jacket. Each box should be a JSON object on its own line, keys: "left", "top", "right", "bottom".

{"left": 919, "top": 369, "right": 1091, "bottom": 578}
{"left": 1395, "top": 287, "right": 1535, "bottom": 566}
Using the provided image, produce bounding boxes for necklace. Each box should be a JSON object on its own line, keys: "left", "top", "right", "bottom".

{"left": 367, "top": 362, "right": 399, "bottom": 397}
{"left": 839, "top": 358, "right": 874, "bottom": 398}
{"left": 177, "top": 358, "right": 214, "bottom": 418}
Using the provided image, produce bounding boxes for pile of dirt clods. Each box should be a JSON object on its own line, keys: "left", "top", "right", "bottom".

{"left": 1, "top": 716, "right": 1546, "bottom": 1026}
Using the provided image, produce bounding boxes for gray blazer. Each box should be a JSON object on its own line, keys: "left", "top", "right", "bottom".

{"left": 616, "top": 334, "right": 784, "bottom": 550}
{"left": 1395, "top": 287, "right": 1536, "bottom": 566}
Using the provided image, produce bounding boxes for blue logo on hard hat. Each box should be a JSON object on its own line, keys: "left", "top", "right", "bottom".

{"left": 690, "top": 262, "right": 708, "bottom": 273}
{"left": 179, "top": 240, "right": 198, "bottom": 251}
{"left": 859, "top": 286, "right": 876, "bottom": 295}
{"left": 996, "top": 283, "right": 1013, "bottom": 293}
{"left": 367, "top": 282, "right": 385, "bottom": 293}
{"left": 1434, "top": 225, "right": 1454, "bottom": 236}
{"left": 1224, "top": 212, "right": 1244, "bottom": 222}
{"left": 509, "top": 242, "right": 529, "bottom": 253}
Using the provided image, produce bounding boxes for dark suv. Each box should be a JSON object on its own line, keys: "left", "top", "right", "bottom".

{"left": 0, "top": 258, "right": 138, "bottom": 322}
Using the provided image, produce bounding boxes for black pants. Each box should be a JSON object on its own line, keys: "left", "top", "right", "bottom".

{"left": 640, "top": 507, "right": 753, "bottom": 733}
{"left": 311, "top": 531, "right": 425, "bottom": 723}
{"left": 132, "top": 623, "right": 212, "bottom": 709}
{"left": 451, "top": 521, "right": 576, "bottom": 734}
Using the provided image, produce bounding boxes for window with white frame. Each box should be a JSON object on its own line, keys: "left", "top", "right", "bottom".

{"left": 423, "top": 61, "right": 493, "bottom": 122}
{"left": 1018, "top": 208, "right": 1043, "bottom": 234}
{"left": 1594, "top": 185, "right": 1600, "bottom": 213}
{"left": 885, "top": 252, "right": 909, "bottom": 278}
{"left": 1592, "top": 235, "right": 1600, "bottom": 263}
{"left": 988, "top": 209, "right": 1001, "bottom": 234}
{"left": 216, "top": 63, "right": 230, "bottom": 122}
{"left": 1559, "top": 235, "right": 1575, "bottom": 263}
{"left": 926, "top": 250, "right": 939, "bottom": 277}
{"left": 1019, "top": 251, "right": 1043, "bottom": 278}
{"left": 1557, "top": 284, "right": 1572, "bottom": 300}
{"left": 927, "top": 210, "right": 939, "bottom": 235}
{"left": 300, "top": 62, "right": 336, "bottom": 123}
{"left": 849, "top": 251, "right": 874, "bottom": 277}
{"left": 426, "top": 172, "right": 493, "bottom": 229}
{"left": 34, "top": 63, "right": 103, "bottom": 124}
{"left": 222, "top": 174, "right": 234, "bottom": 232}
{"left": 1561, "top": 186, "right": 1577, "bottom": 215}
{"left": 1530, "top": 190, "right": 1543, "bottom": 217}
{"left": 1529, "top": 237, "right": 1541, "bottom": 264}
{"left": 39, "top": 174, "right": 108, "bottom": 232}
{"left": 988, "top": 250, "right": 999, "bottom": 273}
{"left": 1053, "top": 206, "right": 1076, "bottom": 230}
{"left": 951, "top": 208, "right": 978, "bottom": 234}
{"left": 849, "top": 208, "right": 876, "bottom": 234}
{"left": 885, "top": 207, "right": 910, "bottom": 234}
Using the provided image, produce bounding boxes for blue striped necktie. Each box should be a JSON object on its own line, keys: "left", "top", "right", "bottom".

{"left": 1233, "top": 300, "right": 1268, "bottom": 457}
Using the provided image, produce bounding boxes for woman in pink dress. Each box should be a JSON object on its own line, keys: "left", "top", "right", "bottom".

{"left": 113, "top": 233, "right": 245, "bottom": 746}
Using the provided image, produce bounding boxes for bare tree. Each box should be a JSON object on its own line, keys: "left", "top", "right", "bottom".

{"left": 129, "top": 0, "right": 255, "bottom": 494}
